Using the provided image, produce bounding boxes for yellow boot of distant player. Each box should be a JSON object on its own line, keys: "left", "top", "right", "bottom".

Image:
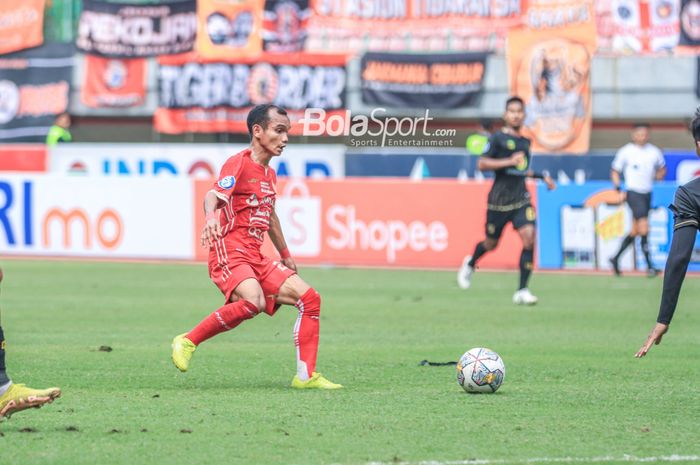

{"left": 0, "top": 383, "right": 61, "bottom": 420}
{"left": 291, "top": 372, "right": 343, "bottom": 390}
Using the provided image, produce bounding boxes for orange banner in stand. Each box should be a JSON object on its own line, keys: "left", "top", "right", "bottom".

{"left": 196, "top": 0, "right": 264, "bottom": 59}
{"left": 81, "top": 56, "right": 146, "bottom": 108}
{"left": 0, "top": 0, "right": 45, "bottom": 55}
{"left": 507, "top": 18, "right": 597, "bottom": 154}
{"left": 305, "top": 0, "right": 526, "bottom": 53}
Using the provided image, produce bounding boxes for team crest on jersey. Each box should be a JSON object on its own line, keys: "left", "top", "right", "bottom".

{"left": 506, "top": 139, "right": 516, "bottom": 150}
{"left": 218, "top": 176, "right": 236, "bottom": 189}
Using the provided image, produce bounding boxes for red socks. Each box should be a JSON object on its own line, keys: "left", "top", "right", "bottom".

{"left": 294, "top": 288, "right": 321, "bottom": 380}
{"left": 187, "top": 300, "right": 259, "bottom": 346}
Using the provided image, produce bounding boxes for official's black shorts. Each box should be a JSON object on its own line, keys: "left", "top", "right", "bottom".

{"left": 626, "top": 191, "right": 652, "bottom": 220}
{"left": 485, "top": 204, "right": 536, "bottom": 240}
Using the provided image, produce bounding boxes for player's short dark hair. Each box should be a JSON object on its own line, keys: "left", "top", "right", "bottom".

{"left": 479, "top": 118, "right": 495, "bottom": 132}
{"left": 691, "top": 107, "right": 700, "bottom": 143}
{"left": 246, "top": 104, "right": 288, "bottom": 137}
{"left": 505, "top": 96, "right": 524, "bottom": 109}
{"left": 633, "top": 122, "right": 650, "bottom": 129}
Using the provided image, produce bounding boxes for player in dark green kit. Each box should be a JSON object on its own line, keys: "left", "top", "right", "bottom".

{"left": 636, "top": 107, "right": 700, "bottom": 357}
{"left": 457, "top": 96, "right": 556, "bottom": 304}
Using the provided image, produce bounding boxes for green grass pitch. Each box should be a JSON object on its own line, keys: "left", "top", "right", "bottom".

{"left": 1, "top": 259, "right": 700, "bottom": 465}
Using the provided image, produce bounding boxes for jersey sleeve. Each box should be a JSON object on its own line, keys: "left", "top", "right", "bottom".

{"left": 611, "top": 147, "right": 626, "bottom": 173}
{"left": 212, "top": 156, "right": 244, "bottom": 203}
{"left": 482, "top": 134, "right": 499, "bottom": 158}
{"left": 669, "top": 186, "right": 700, "bottom": 230}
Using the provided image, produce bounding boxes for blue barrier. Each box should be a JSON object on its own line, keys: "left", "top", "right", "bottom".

{"left": 537, "top": 181, "right": 700, "bottom": 271}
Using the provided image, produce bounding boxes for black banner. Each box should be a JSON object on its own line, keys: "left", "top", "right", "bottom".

{"left": 360, "top": 52, "right": 488, "bottom": 109}
{"left": 77, "top": 0, "right": 197, "bottom": 57}
{"left": 0, "top": 43, "right": 73, "bottom": 142}
{"left": 262, "top": 0, "right": 310, "bottom": 53}
{"left": 680, "top": 0, "right": 700, "bottom": 47}
{"left": 155, "top": 53, "right": 347, "bottom": 134}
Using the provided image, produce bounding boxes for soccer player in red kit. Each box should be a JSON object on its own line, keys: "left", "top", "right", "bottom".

{"left": 171, "top": 104, "right": 341, "bottom": 389}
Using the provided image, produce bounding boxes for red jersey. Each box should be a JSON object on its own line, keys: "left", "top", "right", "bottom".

{"left": 211, "top": 148, "right": 278, "bottom": 251}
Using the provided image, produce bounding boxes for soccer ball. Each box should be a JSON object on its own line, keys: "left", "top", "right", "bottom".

{"left": 457, "top": 347, "right": 506, "bottom": 393}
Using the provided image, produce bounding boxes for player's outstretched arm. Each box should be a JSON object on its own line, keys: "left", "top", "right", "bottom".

{"left": 269, "top": 210, "right": 296, "bottom": 271}
{"left": 201, "top": 190, "right": 223, "bottom": 248}
{"left": 635, "top": 225, "right": 696, "bottom": 357}
{"left": 477, "top": 152, "right": 523, "bottom": 172}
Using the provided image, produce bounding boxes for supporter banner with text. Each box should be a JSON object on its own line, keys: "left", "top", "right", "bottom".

{"left": 155, "top": 53, "right": 347, "bottom": 134}
{"left": 595, "top": 0, "right": 679, "bottom": 54}
{"left": 0, "top": 0, "right": 45, "bottom": 55}
{"left": 526, "top": 0, "right": 595, "bottom": 30}
{"left": 193, "top": 179, "right": 534, "bottom": 269}
{"left": 77, "top": 0, "right": 197, "bottom": 57}
{"left": 360, "top": 52, "right": 487, "bottom": 109}
{"left": 196, "top": 0, "right": 264, "bottom": 59}
{"left": 0, "top": 43, "right": 73, "bottom": 142}
{"left": 678, "top": 0, "right": 700, "bottom": 51}
{"left": 81, "top": 55, "right": 147, "bottom": 108}
{"left": 263, "top": 0, "right": 310, "bottom": 52}
{"left": 507, "top": 21, "right": 596, "bottom": 154}
{"left": 305, "top": 0, "right": 525, "bottom": 54}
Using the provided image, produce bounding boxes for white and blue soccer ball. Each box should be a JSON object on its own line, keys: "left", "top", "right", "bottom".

{"left": 457, "top": 347, "right": 506, "bottom": 393}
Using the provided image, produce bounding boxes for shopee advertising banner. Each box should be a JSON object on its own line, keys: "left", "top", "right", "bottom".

{"left": 49, "top": 143, "right": 345, "bottom": 179}
{"left": 193, "top": 178, "right": 536, "bottom": 269}
{"left": 0, "top": 175, "right": 193, "bottom": 259}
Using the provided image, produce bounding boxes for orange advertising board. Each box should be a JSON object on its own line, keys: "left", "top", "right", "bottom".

{"left": 196, "top": 0, "right": 264, "bottom": 59}
{"left": 0, "top": 0, "right": 45, "bottom": 55}
{"left": 194, "top": 178, "right": 537, "bottom": 269}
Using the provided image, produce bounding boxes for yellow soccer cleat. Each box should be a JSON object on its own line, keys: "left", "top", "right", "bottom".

{"left": 291, "top": 372, "right": 343, "bottom": 390}
{"left": 0, "top": 383, "right": 61, "bottom": 420}
{"left": 171, "top": 333, "right": 196, "bottom": 372}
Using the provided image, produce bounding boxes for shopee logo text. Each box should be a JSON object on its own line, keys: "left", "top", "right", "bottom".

{"left": 326, "top": 205, "right": 448, "bottom": 262}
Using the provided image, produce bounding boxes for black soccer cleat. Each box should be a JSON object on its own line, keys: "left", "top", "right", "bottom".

{"left": 609, "top": 257, "right": 621, "bottom": 276}
{"left": 647, "top": 267, "right": 660, "bottom": 278}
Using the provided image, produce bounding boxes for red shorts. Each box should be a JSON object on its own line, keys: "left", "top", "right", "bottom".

{"left": 209, "top": 244, "right": 295, "bottom": 315}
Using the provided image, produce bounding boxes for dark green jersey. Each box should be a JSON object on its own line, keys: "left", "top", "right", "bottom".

{"left": 483, "top": 129, "right": 531, "bottom": 211}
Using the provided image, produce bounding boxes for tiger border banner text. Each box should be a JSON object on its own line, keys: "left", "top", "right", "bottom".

{"left": 155, "top": 53, "right": 347, "bottom": 135}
